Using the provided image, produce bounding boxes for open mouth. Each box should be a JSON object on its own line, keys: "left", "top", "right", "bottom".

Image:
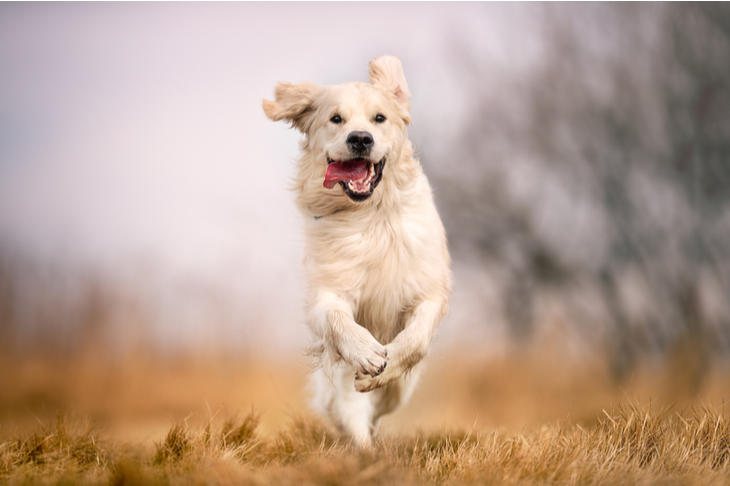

{"left": 324, "top": 157, "right": 385, "bottom": 202}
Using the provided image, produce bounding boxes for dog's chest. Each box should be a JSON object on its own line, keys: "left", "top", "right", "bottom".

{"left": 307, "top": 205, "right": 435, "bottom": 335}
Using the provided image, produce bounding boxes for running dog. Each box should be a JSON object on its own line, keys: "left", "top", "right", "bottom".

{"left": 263, "top": 55, "right": 451, "bottom": 447}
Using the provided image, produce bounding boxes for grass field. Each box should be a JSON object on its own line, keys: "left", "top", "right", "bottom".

{"left": 2, "top": 345, "right": 730, "bottom": 485}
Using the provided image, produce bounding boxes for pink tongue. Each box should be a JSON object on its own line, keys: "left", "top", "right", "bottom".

{"left": 323, "top": 160, "right": 369, "bottom": 189}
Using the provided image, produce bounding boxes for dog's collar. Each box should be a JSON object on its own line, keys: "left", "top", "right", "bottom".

{"left": 311, "top": 207, "right": 344, "bottom": 220}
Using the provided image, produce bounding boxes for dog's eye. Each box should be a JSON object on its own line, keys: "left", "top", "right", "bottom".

{"left": 374, "top": 114, "right": 386, "bottom": 123}
{"left": 330, "top": 114, "right": 342, "bottom": 124}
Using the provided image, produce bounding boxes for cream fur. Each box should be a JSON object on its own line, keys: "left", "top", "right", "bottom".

{"left": 263, "top": 55, "right": 451, "bottom": 447}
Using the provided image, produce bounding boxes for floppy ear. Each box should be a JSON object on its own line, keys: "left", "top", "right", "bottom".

{"left": 368, "top": 55, "right": 411, "bottom": 124}
{"left": 263, "top": 81, "right": 321, "bottom": 133}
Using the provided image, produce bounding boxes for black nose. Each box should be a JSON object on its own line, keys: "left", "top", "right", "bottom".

{"left": 346, "top": 131, "right": 374, "bottom": 153}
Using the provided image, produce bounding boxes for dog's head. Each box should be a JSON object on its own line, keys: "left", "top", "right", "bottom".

{"left": 263, "top": 56, "right": 411, "bottom": 204}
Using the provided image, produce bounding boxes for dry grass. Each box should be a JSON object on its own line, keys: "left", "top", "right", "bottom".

{"left": 0, "top": 412, "right": 109, "bottom": 484}
{"left": 3, "top": 403, "right": 730, "bottom": 485}
{"left": 3, "top": 347, "right": 730, "bottom": 484}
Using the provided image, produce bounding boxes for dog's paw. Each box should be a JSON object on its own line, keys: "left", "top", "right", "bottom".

{"left": 354, "top": 362, "right": 396, "bottom": 392}
{"left": 354, "top": 343, "right": 414, "bottom": 392}
{"left": 337, "top": 326, "right": 388, "bottom": 378}
{"left": 353, "top": 342, "right": 388, "bottom": 378}
{"left": 354, "top": 344, "right": 393, "bottom": 392}
{"left": 354, "top": 370, "right": 381, "bottom": 392}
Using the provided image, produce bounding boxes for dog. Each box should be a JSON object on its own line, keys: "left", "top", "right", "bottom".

{"left": 263, "top": 55, "right": 451, "bottom": 447}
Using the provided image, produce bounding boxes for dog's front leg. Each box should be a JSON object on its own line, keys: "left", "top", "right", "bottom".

{"left": 355, "top": 299, "right": 446, "bottom": 392}
{"left": 310, "top": 291, "right": 388, "bottom": 378}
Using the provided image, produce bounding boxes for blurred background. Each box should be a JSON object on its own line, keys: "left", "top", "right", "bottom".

{"left": 2, "top": 3, "right": 730, "bottom": 440}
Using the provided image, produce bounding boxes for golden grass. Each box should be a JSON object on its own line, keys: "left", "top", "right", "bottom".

{"left": 3, "top": 347, "right": 730, "bottom": 484}
{"left": 3, "top": 403, "right": 730, "bottom": 485}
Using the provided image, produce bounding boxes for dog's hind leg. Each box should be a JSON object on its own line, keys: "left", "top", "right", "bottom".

{"left": 369, "top": 361, "right": 426, "bottom": 438}
{"left": 310, "top": 365, "right": 375, "bottom": 448}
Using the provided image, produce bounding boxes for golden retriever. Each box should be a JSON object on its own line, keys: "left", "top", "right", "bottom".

{"left": 263, "top": 55, "right": 451, "bottom": 447}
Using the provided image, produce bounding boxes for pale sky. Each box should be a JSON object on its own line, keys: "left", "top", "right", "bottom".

{"left": 0, "top": 3, "right": 546, "bottom": 351}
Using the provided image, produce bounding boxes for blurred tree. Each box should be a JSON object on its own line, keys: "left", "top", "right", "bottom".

{"left": 426, "top": 3, "right": 730, "bottom": 384}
